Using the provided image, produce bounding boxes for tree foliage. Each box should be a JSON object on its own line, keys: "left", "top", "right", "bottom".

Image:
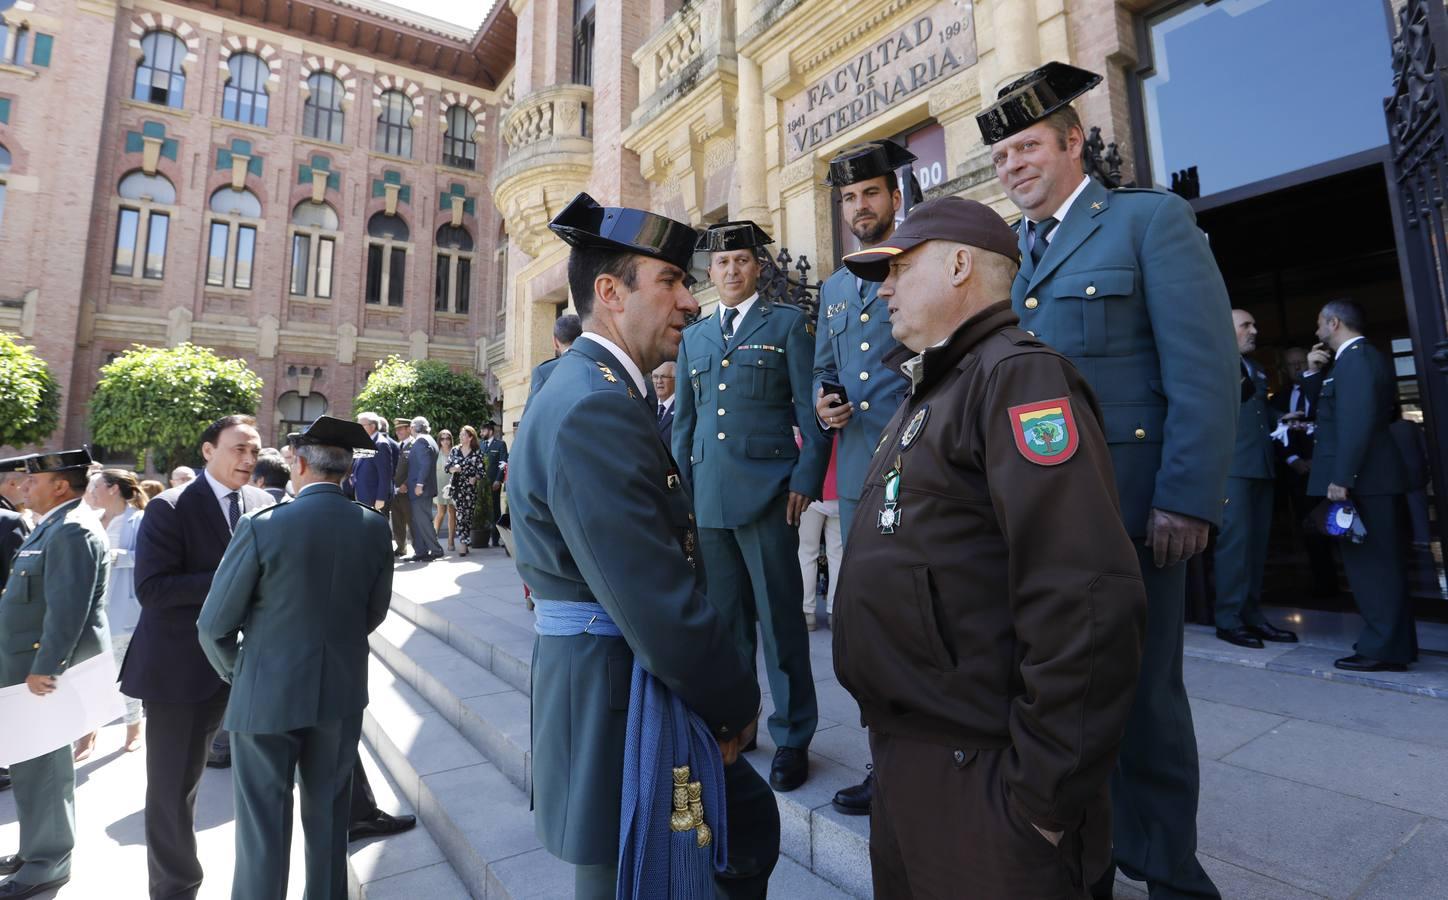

{"left": 89, "top": 343, "right": 263, "bottom": 470}
{"left": 0, "top": 333, "right": 61, "bottom": 448}
{"left": 353, "top": 356, "right": 494, "bottom": 437}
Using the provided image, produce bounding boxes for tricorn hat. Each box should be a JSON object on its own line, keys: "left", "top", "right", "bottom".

{"left": 0, "top": 454, "right": 34, "bottom": 474}
{"left": 549, "top": 193, "right": 699, "bottom": 283}
{"left": 842, "top": 196, "right": 1020, "bottom": 283}
{"left": 288, "top": 416, "right": 377, "bottom": 457}
{"left": 695, "top": 220, "right": 774, "bottom": 253}
{"left": 26, "top": 449, "right": 94, "bottom": 474}
{"left": 976, "top": 61, "right": 1102, "bottom": 145}
{"left": 824, "top": 140, "right": 918, "bottom": 188}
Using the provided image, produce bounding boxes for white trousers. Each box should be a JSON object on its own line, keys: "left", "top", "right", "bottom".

{"left": 797, "top": 499, "right": 843, "bottom": 616}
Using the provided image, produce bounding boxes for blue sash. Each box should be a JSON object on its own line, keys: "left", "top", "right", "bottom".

{"left": 533, "top": 600, "right": 727, "bottom": 899}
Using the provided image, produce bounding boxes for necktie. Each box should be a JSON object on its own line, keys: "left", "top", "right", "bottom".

{"left": 721, "top": 307, "right": 739, "bottom": 342}
{"left": 657, "top": 403, "right": 666, "bottom": 422}
{"left": 1029, "top": 217, "right": 1058, "bottom": 266}
{"left": 227, "top": 492, "right": 241, "bottom": 532}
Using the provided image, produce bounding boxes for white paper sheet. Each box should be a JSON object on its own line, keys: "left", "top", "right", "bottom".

{"left": 0, "top": 653, "right": 127, "bottom": 766}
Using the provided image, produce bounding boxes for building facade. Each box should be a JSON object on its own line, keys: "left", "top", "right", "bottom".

{"left": 0, "top": 0, "right": 516, "bottom": 449}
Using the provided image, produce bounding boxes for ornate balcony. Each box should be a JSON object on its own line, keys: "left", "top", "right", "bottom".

{"left": 632, "top": 0, "right": 735, "bottom": 125}
{"left": 492, "top": 83, "right": 594, "bottom": 256}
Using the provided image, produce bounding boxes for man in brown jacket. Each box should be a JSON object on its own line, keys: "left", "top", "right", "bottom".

{"left": 832, "top": 196, "right": 1147, "bottom": 899}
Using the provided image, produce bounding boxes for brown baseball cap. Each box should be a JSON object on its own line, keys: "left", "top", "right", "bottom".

{"left": 843, "top": 196, "right": 1020, "bottom": 283}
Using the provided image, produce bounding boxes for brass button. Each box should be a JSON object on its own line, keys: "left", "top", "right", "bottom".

{"left": 860, "top": 313, "right": 870, "bottom": 323}
{"left": 691, "top": 368, "right": 698, "bottom": 376}
{"left": 719, "top": 383, "right": 727, "bottom": 391}
{"left": 860, "top": 341, "right": 870, "bottom": 351}
{"left": 756, "top": 359, "right": 765, "bottom": 366}
{"left": 860, "top": 401, "right": 871, "bottom": 411}
{"left": 722, "top": 359, "right": 730, "bottom": 368}
{"left": 859, "top": 371, "right": 869, "bottom": 381}
{"left": 1027, "top": 330, "right": 1036, "bottom": 337}
{"left": 717, "top": 409, "right": 726, "bottom": 416}
{"left": 1085, "top": 286, "right": 1097, "bottom": 297}
{"left": 1024, "top": 297, "right": 1038, "bottom": 309}
{"left": 32, "top": 642, "right": 40, "bottom": 650}
{"left": 717, "top": 432, "right": 726, "bottom": 440}
{"left": 1134, "top": 428, "right": 1147, "bottom": 440}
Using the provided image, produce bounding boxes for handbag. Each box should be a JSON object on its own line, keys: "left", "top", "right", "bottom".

{"left": 1304, "top": 499, "right": 1367, "bottom": 544}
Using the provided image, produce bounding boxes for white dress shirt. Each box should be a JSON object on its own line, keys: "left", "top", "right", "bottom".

{"left": 205, "top": 471, "right": 245, "bottom": 533}
{"left": 580, "top": 331, "right": 648, "bottom": 397}
{"left": 720, "top": 294, "right": 758, "bottom": 336}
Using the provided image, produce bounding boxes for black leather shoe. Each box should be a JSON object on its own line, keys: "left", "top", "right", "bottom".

{"left": 0, "top": 875, "right": 70, "bottom": 898}
{"left": 831, "top": 770, "right": 873, "bottom": 816}
{"left": 348, "top": 810, "right": 417, "bottom": 842}
{"left": 1215, "top": 627, "right": 1264, "bottom": 649}
{"left": 0, "top": 856, "right": 22, "bottom": 876}
{"left": 769, "top": 747, "right": 808, "bottom": 792}
{"left": 1251, "top": 622, "right": 1299, "bottom": 643}
{"left": 1334, "top": 654, "right": 1408, "bottom": 673}
{"left": 205, "top": 752, "right": 231, "bottom": 769}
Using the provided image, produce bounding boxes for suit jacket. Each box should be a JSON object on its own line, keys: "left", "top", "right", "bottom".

{"left": 197, "top": 483, "right": 393, "bottom": 732}
{"left": 406, "top": 434, "right": 439, "bottom": 497}
{"left": 1012, "top": 178, "right": 1238, "bottom": 537}
{"left": 527, "top": 357, "right": 561, "bottom": 404}
{"left": 812, "top": 266, "right": 910, "bottom": 503}
{"left": 392, "top": 438, "right": 412, "bottom": 490}
{"left": 1307, "top": 339, "right": 1409, "bottom": 497}
{"left": 352, "top": 430, "right": 393, "bottom": 506}
{"left": 673, "top": 298, "right": 831, "bottom": 528}
{"left": 0, "top": 504, "right": 29, "bottom": 591}
{"left": 0, "top": 498, "right": 110, "bottom": 687}
{"left": 1231, "top": 359, "right": 1276, "bottom": 480}
{"left": 482, "top": 437, "right": 508, "bottom": 484}
{"left": 656, "top": 397, "right": 675, "bottom": 446}
{"left": 121, "top": 472, "right": 274, "bottom": 703}
{"left": 510, "top": 336, "right": 758, "bottom": 864}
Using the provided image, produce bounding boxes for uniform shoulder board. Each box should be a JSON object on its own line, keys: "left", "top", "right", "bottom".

{"left": 251, "top": 503, "right": 282, "bottom": 518}
{"left": 1112, "top": 186, "right": 1171, "bottom": 198}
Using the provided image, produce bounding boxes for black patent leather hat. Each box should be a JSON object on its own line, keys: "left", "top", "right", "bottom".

{"left": 696, "top": 220, "right": 774, "bottom": 252}
{"left": 824, "top": 140, "right": 918, "bottom": 188}
{"left": 549, "top": 193, "right": 699, "bottom": 278}
{"left": 976, "top": 61, "right": 1102, "bottom": 145}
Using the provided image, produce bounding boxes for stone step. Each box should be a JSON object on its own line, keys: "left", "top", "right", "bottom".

{"left": 383, "top": 587, "right": 874, "bottom": 898}
{"left": 362, "top": 652, "right": 573, "bottom": 899}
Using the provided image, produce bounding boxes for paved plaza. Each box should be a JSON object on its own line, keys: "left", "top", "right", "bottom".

{"left": 3, "top": 549, "right": 1447, "bottom": 898}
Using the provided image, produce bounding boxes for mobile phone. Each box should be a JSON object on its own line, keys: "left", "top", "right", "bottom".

{"left": 821, "top": 381, "right": 849, "bottom": 405}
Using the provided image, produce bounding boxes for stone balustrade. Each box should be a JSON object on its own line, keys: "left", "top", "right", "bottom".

{"left": 492, "top": 83, "right": 595, "bottom": 257}
{"left": 634, "top": 0, "right": 732, "bottom": 108}
{"left": 500, "top": 82, "right": 593, "bottom": 152}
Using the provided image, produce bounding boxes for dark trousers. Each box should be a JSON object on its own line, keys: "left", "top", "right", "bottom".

{"left": 869, "top": 732, "right": 1098, "bottom": 899}
{"left": 1283, "top": 468, "right": 1338, "bottom": 595}
{"left": 408, "top": 493, "right": 444, "bottom": 556}
{"left": 1097, "top": 545, "right": 1219, "bottom": 900}
{"left": 699, "top": 499, "right": 818, "bottom": 750}
{"left": 143, "top": 689, "right": 229, "bottom": 900}
{"left": 390, "top": 494, "right": 410, "bottom": 553}
{"left": 9, "top": 744, "right": 74, "bottom": 884}
{"left": 1342, "top": 494, "right": 1418, "bottom": 663}
{"left": 349, "top": 758, "right": 378, "bottom": 822}
{"left": 1212, "top": 477, "right": 1273, "bottom": 630}
{"left": 489, "top": 485, "right": 502, "bottom": 546}
{"left": 571, "top": 757, "right": 778, "bottom": 900}
{"left": 229, "top": 715, "right": 362, "bottom": 900}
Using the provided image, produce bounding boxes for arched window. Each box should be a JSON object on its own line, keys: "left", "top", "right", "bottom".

{"left": 375, "top": 91, "right": 413, "bottom": 158}
{"left": 113, "top": 171, "right": 176, "bottom": 281}
{"left": 206, "top": 188, "right": 261, "bottom": 290}
{"left": 442, "top": 106, "right": 477, "bottom": 170}
{"left": 277, "top": 391, "right": 329, "bottom": 439}
{"left": 365, "top": 212, "right": 409, "bottom": 306}
{"left": 133, "top": 31, "right": 187, "bottom": 108}
{"left": 303, "top": 72, "right": 345, "bottom": 143}
{"left": 290, "top": 201, "right": 339, "bottom": 299}
{"left": 435, "top": 225, "right": 475, "bottom": 314}
{"left": 221, "top": 52, "right": 269, "bottom": 126}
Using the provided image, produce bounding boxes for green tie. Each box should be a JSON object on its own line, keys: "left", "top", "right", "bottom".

{"left": 1029, "top": 217, "right": 1058, "bottom": 266}
{"left": 722, "top": 307, "right": 739, "bottom": 342}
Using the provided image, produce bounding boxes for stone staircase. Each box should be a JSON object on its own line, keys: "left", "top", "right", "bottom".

{"left": 347, "top": 550, "right": 860, "bottom": 898}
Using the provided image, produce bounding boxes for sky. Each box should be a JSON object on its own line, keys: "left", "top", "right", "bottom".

{"left": 383, "top": 0, "right": 498, "bottom": 31}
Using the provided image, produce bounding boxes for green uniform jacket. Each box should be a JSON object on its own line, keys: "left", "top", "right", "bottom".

{"left": 197, "top": 483, "right": 394, "bottom": 733}
{"left": 1232, "top": 361, "right": 1276, "bottom": 480}
{"left": 1307, "top": 338, "right": 1409, "bottom": 497}
{"left": 674, "top": 298, "right": 830, "bottom": 528}
{"left": 510, "top": 336, "right": 759, "bottom": 865}
{"left": 0, "top": 498, "right": 110, "bottom": 687}
{"left": 1013, "top": 178, "right": 1238, "bottom": 537}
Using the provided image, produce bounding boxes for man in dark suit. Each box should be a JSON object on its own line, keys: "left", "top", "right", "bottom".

{"left": 250, "top": 453, "right": 291, "bottom": 505}
{"left": 1309, "top": 299, "right": 1417, "bottom": 672}
{"left": 199, "top": 417, "right": 393, "bottom": 900}
{"left": 1214, "top": 310, "right": 1298, "bottom": 648}
{"left": 1271, "top": 348, "right": 1336, "bottom": 597}
{"left": 982, "top": 62, "right": 1237, "bottom": 898}
{"left": 513, "top": 192, "right": 777, "bottom": 896}
{"left": 651, "top": 361, "right": 676, "bottom": 444}
{"left": 390, "top": 419, "right": 413, "bottom": 558}
{"left": 404, "top": 417, "right": 444, "bottom": 561}
{"left": 528, "top": 313, "right": 583, "bottom": 404}
{"left": 480, "top": 421, "right": 508, "bottom": 547}
{"left": 122, "top": 414, "right": 274, "bottom": 900}
{"left": 351, "top": 413, "right": 394, "bottom": 514}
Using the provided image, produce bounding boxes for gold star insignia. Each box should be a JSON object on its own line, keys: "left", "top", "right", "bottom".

{"left": 596, "top": 362, "right": 618, "bottom": 383}
{"left": 1090, "top": 201, "right": 1104, "bottom": 210}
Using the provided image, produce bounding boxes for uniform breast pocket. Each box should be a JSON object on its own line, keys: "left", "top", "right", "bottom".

{"left": 5, "top": 556, "right": 41, "bottom": 603}
{"left": 745, "top": 352, "right": 785, "bottom": 400}
{"left": 1053, "top": 267, "right": 1137, "bottom": 355}
{"left": 687, "top": 353, "right": 714, "bottom": 402}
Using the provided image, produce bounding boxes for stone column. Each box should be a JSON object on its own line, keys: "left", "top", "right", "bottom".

{"left": 735, "top": 53, "right": 769, "bottom": 224}
{"left": 991, "top": 0, "right": 1041, "bottom": 94}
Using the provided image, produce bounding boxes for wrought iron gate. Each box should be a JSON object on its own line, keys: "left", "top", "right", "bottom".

{"left": 1385, "top": 0, "right": 1448, "bottom": 550}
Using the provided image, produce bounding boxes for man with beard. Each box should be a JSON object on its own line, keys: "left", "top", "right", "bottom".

{"left": 811, "top": 140, "right": 914, "bottom": 816}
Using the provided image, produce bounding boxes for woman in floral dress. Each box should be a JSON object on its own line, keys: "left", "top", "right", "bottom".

{"left": 447, "top": 425, "right": 488, "bottom": 556}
